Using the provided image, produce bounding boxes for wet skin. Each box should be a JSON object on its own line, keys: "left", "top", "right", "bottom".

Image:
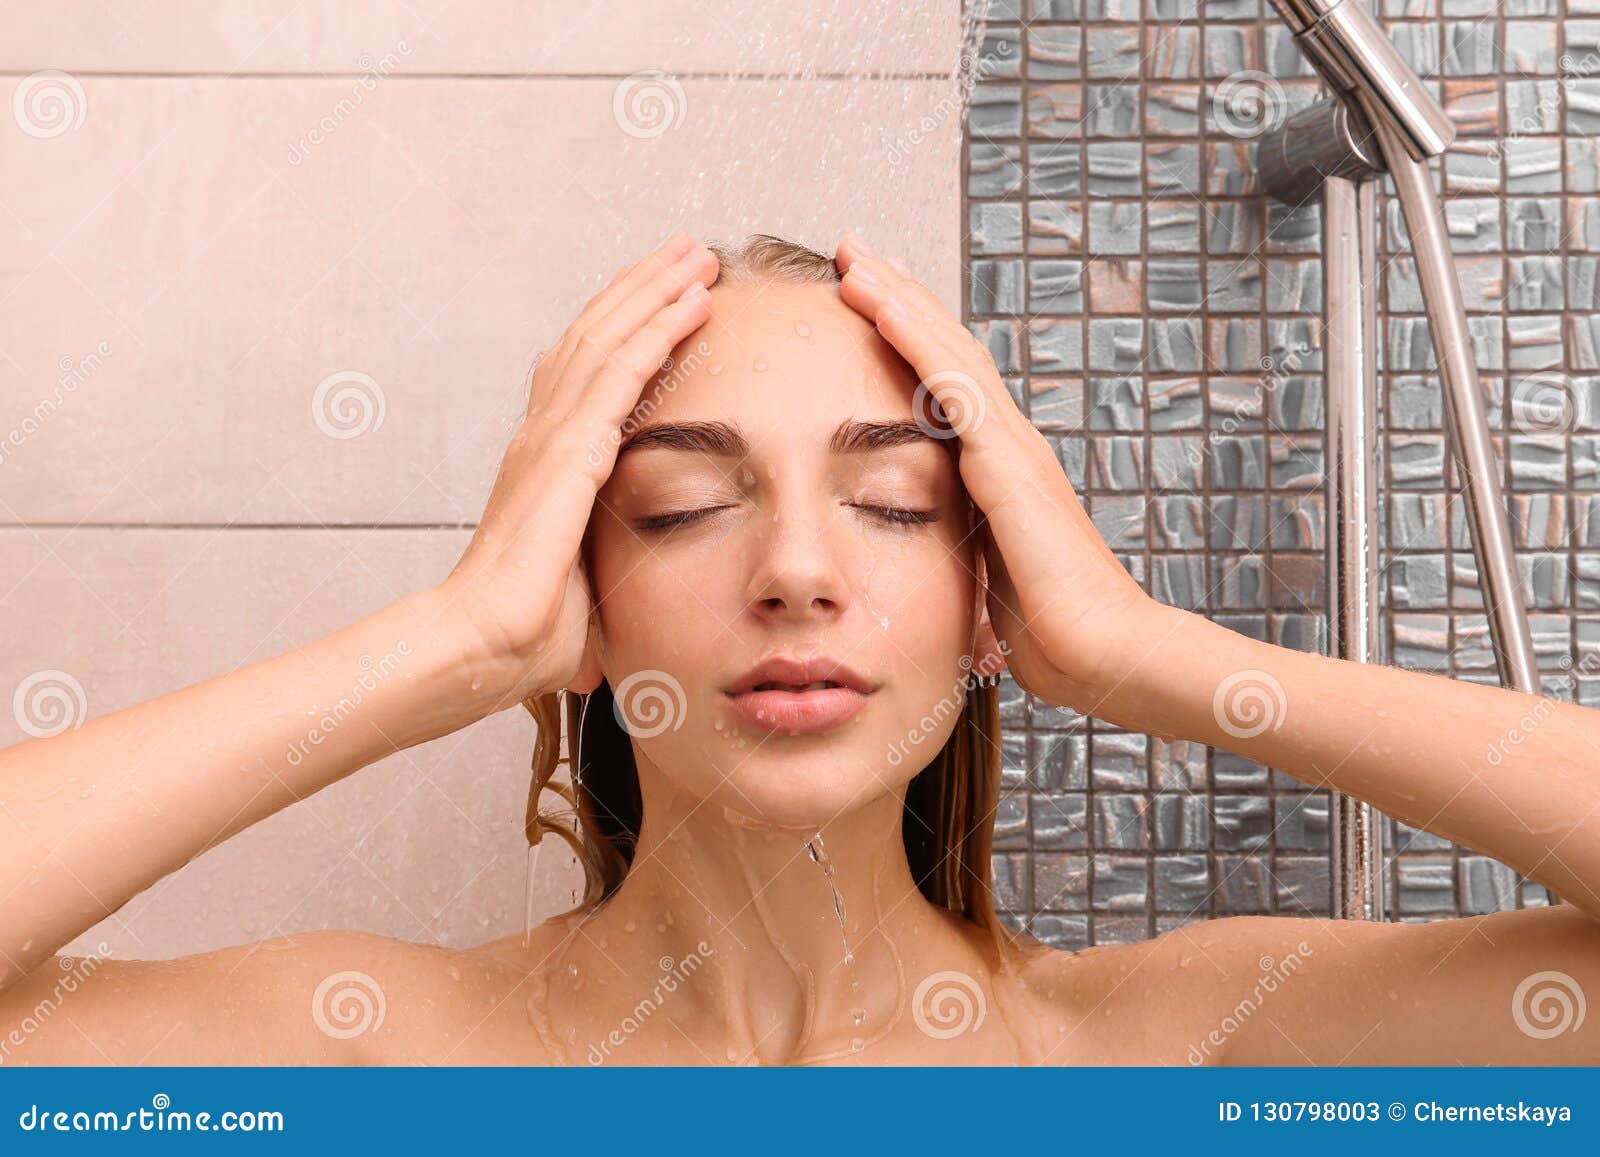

{"left": 2, "top": 233, "right": 1598, "bottom": 1066}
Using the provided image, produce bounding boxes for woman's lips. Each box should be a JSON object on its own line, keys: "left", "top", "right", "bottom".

{"left": 723, "top": 686, "right": 869, "bottom": 735}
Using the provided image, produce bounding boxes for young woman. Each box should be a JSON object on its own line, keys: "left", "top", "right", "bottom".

{"left": 1, "top": 232, "right": 1596, "bottom": 1066}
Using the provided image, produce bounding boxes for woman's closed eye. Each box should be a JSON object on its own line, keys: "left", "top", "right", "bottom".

{"left": 632, "top": 502, "right": 939, "bottom": 533}
{"left": 635, "top": 504, "right": 736, "bottom": 532}
{"left": 850, "top": 503, "right": 939, "bottom": 527}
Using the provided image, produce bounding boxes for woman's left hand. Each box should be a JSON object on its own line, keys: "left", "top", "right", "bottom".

{"left": 835, "top": 235, "right": 1157, "bottom": 713}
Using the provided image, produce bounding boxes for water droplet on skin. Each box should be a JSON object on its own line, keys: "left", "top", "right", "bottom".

{"left": 726, "top": 1045, "right": 740, "bottom": 1061}
{"left": 850, "top": 1038, "right": 864, "bottom": 1052}
{"left": 447, "top": 964, "right": 462, "bottom": 981}
{"left": 708, "top": 363, "right": 725, "bottom": 376}
{"left": 851, "top": 1007, "right": 866, "bottom": 1025}
{"left": 794, "top": 321, "right": 812, "bottom": 338}
{"left": 624, "top": 920, "right": 637, "bottom": 933}
{"left": 469, "top": 677, "right": 483, "bottom": 692}
{"left": 752, "top": 358, "right": 768, "bottom": 372}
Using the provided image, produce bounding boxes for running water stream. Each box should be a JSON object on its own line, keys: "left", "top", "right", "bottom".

{"left": 512, "top": 1, "right": 1002, "bottom": 1064}
{"left": 803, "top": 831, "right": 854, "bottom": 966}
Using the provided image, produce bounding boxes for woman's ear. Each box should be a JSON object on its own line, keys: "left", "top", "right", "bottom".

{"left": 565, "top": 642, "right": 604, "bottom": 695}
{"left": 968, "top": 546, "right": 1008, "bottom": 676}
{"left": 564, "top": 563, "right": 605, "bottom": 695}
{"left": 968, "top": 603, "right": 1008, "bottom": 677}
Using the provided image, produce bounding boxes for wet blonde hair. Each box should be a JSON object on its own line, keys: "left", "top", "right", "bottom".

{"left": 521, "top": 234, "right": 1009, "bottom": 963}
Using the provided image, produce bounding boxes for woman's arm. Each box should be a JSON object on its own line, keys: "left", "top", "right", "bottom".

{"left": 0, "top": 588, "right": 513, "bottom": 991}
{"left": 835, "top": 234, "right": 1599, "bottom": 1062}
{"left": 0, "top": 230, "right": 718, "bottom": 1005}
{"left": 1087, "top": 601, "right": 1600, "bottom": 920}
{"left": 834, "top": 233, "right": 1600, "bottom": 924}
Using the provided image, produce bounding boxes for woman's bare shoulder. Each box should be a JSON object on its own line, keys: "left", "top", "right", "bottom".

{"left": 1001, "top": 908, "right": 1600, "bottom": 1064}
{"left": 0, "top": 927, "right": 552, "bottom": 1066}
{"left": 989, "top": 915, "right": 1336, "bottom": 1063}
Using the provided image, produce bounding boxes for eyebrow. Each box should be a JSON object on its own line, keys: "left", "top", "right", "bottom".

{"left": 616, "top": 419, "right": 943, "bottom": 459}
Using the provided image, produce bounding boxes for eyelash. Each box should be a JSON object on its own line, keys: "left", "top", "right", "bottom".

{"left": 636, "top": 504, "right": 938, "bottom": 532}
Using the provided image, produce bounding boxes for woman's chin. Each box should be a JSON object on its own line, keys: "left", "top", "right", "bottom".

{"left": 709, "top": 764, "right": 894, "bottom": 833}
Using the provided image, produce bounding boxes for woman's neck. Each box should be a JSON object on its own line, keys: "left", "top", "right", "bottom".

{"left": 544, "top": 771, "right": 984, "bottom": 1064}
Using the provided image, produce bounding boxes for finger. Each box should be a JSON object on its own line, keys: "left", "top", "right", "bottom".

{"left": 837, "top": 232, "right": 874, "bottom": 264}
{"left": 865, "top": 291, "right": 1021, "bottom": 447}
{"left": 841, "top": 253, "right": 960, "bottom": 335}
{"left": 538, "top": 231, "right": 699, "bottom": 395}
{"left": 551, "top": 244, "right": 719, "bottom": 410}
{"left": 562, "top": 280, "right": 714, "bottom": 480}
{"left": 574, "top": 230, "right": 695, "bottom": 332}
{"left": 835, "top": 240, "right": 1082, "bottom": 586}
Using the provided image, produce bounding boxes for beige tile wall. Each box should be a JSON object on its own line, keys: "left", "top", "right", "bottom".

{"left": 0, "top": 1, "right": 966, "bottom": 959}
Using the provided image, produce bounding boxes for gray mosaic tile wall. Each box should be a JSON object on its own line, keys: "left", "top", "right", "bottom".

{"left": 964, "top": 0, "right": 1599, "bottom": 947}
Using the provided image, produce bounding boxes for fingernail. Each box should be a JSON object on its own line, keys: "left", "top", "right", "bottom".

{"left": 847, "top": 263, "right": 881, "bottom": 287}
{"left": 677, "top": 280, "right": 709, "bottom": 303}
{"left": 845, "top": 232, "right": 878, "bottom": 257}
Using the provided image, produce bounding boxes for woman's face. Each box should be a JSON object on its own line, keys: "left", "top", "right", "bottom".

{"left": 587, "top": 278, "right": 982, "bottom": 830}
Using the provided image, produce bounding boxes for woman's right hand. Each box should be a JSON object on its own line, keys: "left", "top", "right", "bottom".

{"left": 437, "top": 230, "right": 718, "bottom": 707}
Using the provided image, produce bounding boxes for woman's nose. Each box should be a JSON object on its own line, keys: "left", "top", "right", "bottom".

{"left": 743, "top": 504, "right": 853, "bottom": 624}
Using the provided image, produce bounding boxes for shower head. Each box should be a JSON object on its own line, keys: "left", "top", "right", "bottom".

{"left": 1267, "top": 0, "right": 1455, "bottom": 162}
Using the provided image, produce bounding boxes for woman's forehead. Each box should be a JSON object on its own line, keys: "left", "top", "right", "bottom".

{"left": 648, "top": 280, "right": 922, "bottom": 424}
